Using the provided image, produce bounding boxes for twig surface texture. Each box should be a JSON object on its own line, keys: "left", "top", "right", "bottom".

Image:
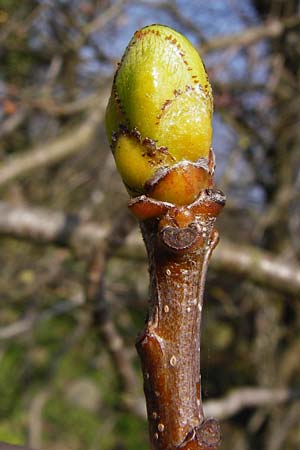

{"left": 131, "top": 189, "right": 224, "bottom": 449}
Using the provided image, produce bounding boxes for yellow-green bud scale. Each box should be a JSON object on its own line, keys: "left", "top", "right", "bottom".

{"left": 106, "top": 24, "right": 213, "bottom": 199}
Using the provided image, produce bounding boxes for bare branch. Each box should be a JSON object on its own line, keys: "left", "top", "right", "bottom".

{"left": 0, "top": 297, "right": 84, "bottom": 340}
{"left": 0, "top": 201, "right": 109, "bottom": 248}
{"left": 0, "top": 202, "right": 300, "bottom": 295}
{"left": 28, "top": 390, "right": 51, "bottom": 449}
{"left": 211, "top": 240, "right": 300, "bottom": 296}
{"left": 30, "top": 93, "right": 102, "bottom": 117}
{"left": 204, "top": 387, "right": 299, "bottom": 420}
{"left": 116, "top": 386, "right": 299, "bottom": 423}
{"left": 200, "top": 16, "right": 300, "bottom": 53}
{"left": 0, "top": 384, "right": 296, "bottom": 449}
{"left": 82, "top": 0, "right": 126, "bottom": 37}
{"left": 86, "top": 226, "right": 138, "bottom": 396}
{"left": 0, "top": 108, "right": 28, "bottom": 138}
{"left": 71, "top": 0, "right": 127, "bottom": 50}
{"left": 0, "top": 89, "right": 108, "bottom": 188}
{"left": 85, "top": 210, "right": 141, "bottom": 406}
{"left": 0, "top": 444, "right": 33, "bottom": 450}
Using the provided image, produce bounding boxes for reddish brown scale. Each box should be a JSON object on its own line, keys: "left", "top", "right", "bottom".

{"left": 143, "top": 138, "right": 157, "bottom": 157}
{"left": 161, "top": 99, "right": 172, "bottom": 111}
{"left": 159, "top": 146, "right": 169, "bottom": 154}
{"left": 134, "top": 30, "right": 143, "bottom": 39}
{"left": 174, "top": 89, "right": 181, "bottom": 96}
{"left": 112, "top": 82, "right": 128, "bottom": 127}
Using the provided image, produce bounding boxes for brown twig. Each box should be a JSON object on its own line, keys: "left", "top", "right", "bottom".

{"left": 128, "top": 185, "right": 225, "bottom": 449}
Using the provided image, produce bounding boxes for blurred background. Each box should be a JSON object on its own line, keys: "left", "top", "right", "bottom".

{"left": 0, "top": 0, "right": 299, "bottom": 449}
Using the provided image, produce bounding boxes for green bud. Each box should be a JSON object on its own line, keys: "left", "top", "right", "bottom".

{"left": 106, "top": 24, "right": 213, "bottom": 202}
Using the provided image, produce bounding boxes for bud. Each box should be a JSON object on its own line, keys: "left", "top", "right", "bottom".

{"left": 106, "top": 24, "right": 213, "bottom": 204}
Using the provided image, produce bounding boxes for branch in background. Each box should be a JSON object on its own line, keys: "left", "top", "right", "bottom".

{"left": 139, "top": 3, "right": 299, "bottom": 53}
{"left": 81, "top": 0, "right": 126, "bottom": 38}
{"left": 1, "top": 286, "right": 297, "bottom": 425}
{"left": 200, "top": 16, "right": 300, "bottom": 53}
{"left": 0, "top": 297, "right": 84, "bottom": 340}
{"left": 0, "top": 201, "right": 109, "bottom": 248}
{"left": 70, "top": 0, "right": 126, "bottom": 50}
{"left": 0, "top": 3, "right": 46, "bottom": 43}
{"left": 0, "top": 286, "right": 297, "bottom": 426}
{"left": 0, "top": 89, "right": 108, "bottom": 188}
{"left": 28, "top": 390, "right": 51, "bottom": 449}
{"left": 29, "top": 93, "right": 103, "bottom": 117}
{"left": 211, "top": 241, "right": 300, "bottom": 296}
{"left": 0, "top": 386, "right": 296, "bottom": 450}
{"left": 85, "top": 211, "right": 140, "bottom": 399}
{"left": 204, "top": 387, "right": 300, "bottom": 420}
{"left": 0, "top": 202, "right": 300, "bottom": 295}
{"left": 0, "top": 108, "right": 28, "bottom": 138}
{"left": 131, "top": 386, "right": 300, "bottom": 422}
{"left": 0, "top": 444, "right": 33, "bottom": 450}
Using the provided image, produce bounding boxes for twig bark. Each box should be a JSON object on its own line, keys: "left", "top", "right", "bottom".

{"left": 129, "top": 188, "right": 225, "bottom": 449}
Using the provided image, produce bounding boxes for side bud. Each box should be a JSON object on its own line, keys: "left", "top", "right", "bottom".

{"left": 106, "top": 24, "right": 213, "bottom": 205}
